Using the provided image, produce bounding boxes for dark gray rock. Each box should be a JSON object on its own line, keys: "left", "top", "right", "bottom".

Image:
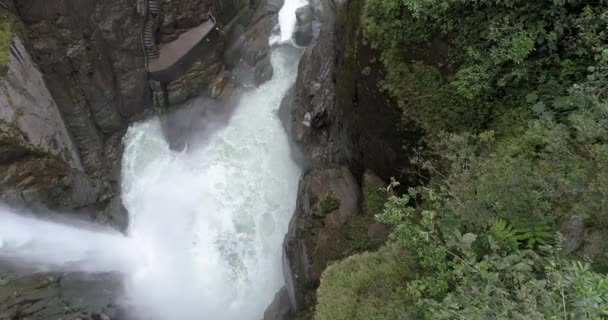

{"left": 295, "top": 5, "right": 313, "bottom": 25}
{"left": 15, "top": 0, "right": 150, "bottom": 175}
{"left": 254, "top": 56, "right": 274, "bottom": 86}
{"left": 262, "top": 286, "right": 294, "bottom": 320}
{"left": 293, "top": 22, "right": 314, "bottom": 47}
{"left": 224, "top": 0, "right": 282, "bottom": 87}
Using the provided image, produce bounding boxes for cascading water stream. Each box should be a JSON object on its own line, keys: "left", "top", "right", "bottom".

{"left": 121, "top": 46, "right": 301, "bottom": 319}
{"left": 0, "top": 1, "right": 304, "bottom": 319}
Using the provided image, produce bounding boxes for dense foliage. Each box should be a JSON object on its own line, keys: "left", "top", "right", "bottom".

{"left": 363, "top": 0, "right": 608, "bottom": 139}
{"left": 314, "top": 0, "right": 608, "bottom": 318}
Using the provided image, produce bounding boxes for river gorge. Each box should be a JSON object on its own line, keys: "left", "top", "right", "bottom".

{"left": 0, "top": 0, "right": 406, "bottom": 318}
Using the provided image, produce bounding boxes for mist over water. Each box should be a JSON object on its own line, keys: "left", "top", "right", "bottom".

{"left": 0, "top": 208, "right": 134, "bottom": 274}
{"left": 0, "top": 1, "right": 304, "bottom": 319}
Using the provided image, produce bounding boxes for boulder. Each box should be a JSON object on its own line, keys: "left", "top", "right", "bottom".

{"left": 254, "top": 56, "right": 274, "bottom": 86}
{"left": 293, "top": 5, "right": 314, "bottom": 46}
{"left": 293, "top": 22, "right": 314, "bottom": 47}
{"left": 295, "top": 5, "right": 314, "bottom": 25}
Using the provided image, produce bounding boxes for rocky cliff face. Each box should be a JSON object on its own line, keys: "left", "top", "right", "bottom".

{"left": 0, "top": 32, "right": 125, "bottom": 320}
{"left": 12, "top": 0, "right": 148, "bottom": 179}
{"left": 0, "top": 33, "right": 114, "bottom": 224}
{"left": 277, "top": 0, "right": 412, "bottom": 316}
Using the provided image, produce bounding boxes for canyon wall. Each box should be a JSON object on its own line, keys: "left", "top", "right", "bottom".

{"left": 277, "top": 0, "right": 412, "bottom": 317}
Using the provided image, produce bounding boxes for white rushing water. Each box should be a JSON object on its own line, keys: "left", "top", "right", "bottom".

{"left": 0, "top": 1, "right": 304, "bottom": 319}
{"left": 121, "top": 45, "right": 301, "bottom": 319}
{"left": 271, "top": 0, "right": 308, "bottom": 45}
{"left": 0, "top": 208, "right": 135, "bottom": 273}
{"left": 120, "top": 2, "right": 304, "bottom": 318}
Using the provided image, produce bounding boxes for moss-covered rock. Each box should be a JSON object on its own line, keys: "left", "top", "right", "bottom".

{"left": 315, "top": 246, "right": 413, "bottom": 320}
{"left": 314, "top": 191, "right": 340, "bottom": 216}
{"left": 0, "top": 13, "right": 14, "bottom": 75}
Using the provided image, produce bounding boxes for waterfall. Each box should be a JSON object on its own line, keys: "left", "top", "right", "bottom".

{"left": 0, "top": 0, "right": 305, "bottom": 319}
{"left": 121, "top": 46, "right": 301, "bottom": 319}
{"left": 0, "top": 207, "right": 134, "bottom": 274}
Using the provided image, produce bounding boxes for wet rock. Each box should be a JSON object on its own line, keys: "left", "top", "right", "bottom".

{"left": 293, "top": 22, "right": 314, "bottom": 47}
{"left": 209, "top": 69, "right": 232, "bottom": 98}
{"left": 293, "top": 5, "right": 314, "bottom": 46}
{"left": 254, "top": 56, "right": 274, "bottom": 86}
{"left": 262, "top": 286, "right": 294, "bottom": 320}
{"left": 295, "top": 5, "right": 314, "bottom": 25}
{"left": 98, "top": 195, "right": 129, "bottom": 232}
{"left": 0, "top": 273, "right": 122, "bottom": 320}
{"left": 224, "top": 0, "right": 282, "bottom": 87}
{"left": 165, "top": 62, "right": 223, "bottom": 105}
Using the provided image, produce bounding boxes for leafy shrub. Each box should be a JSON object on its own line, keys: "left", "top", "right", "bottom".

{"left": 377, "top": 195, "right": 608, "bottom": 319}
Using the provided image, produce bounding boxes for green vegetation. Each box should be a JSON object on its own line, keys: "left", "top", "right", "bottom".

{"left": 0, "top": 13, "right": 13, "bottom": 75}
{"left": 315, "top": 191, "right": 340, "bottom": 216}
{"left": 315, "top": 247, "right": 413, "bottom": 320}
{"left": 361, "top": 182, "right": 388, "bottom": 217}
{"left": 363, "top": 0, "right": 608, "bottom": 141}
{"left": 314, "top": 0, "right": 608, "bottom": 318}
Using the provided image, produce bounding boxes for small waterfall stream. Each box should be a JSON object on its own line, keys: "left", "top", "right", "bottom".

{"left": 0, "top": 1, "right": 305, "bottom": 319}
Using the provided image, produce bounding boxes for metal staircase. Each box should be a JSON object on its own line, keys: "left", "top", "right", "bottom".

{"left": 141, "top": 0, "right": 160, "bottom": 65}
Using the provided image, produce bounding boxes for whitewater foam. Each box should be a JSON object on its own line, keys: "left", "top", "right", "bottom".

{"left": 120, "top": 39, "right": 302, "bottom": 320}
{"left": 271, "top": 0, "right": 309, "bottom": 45}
